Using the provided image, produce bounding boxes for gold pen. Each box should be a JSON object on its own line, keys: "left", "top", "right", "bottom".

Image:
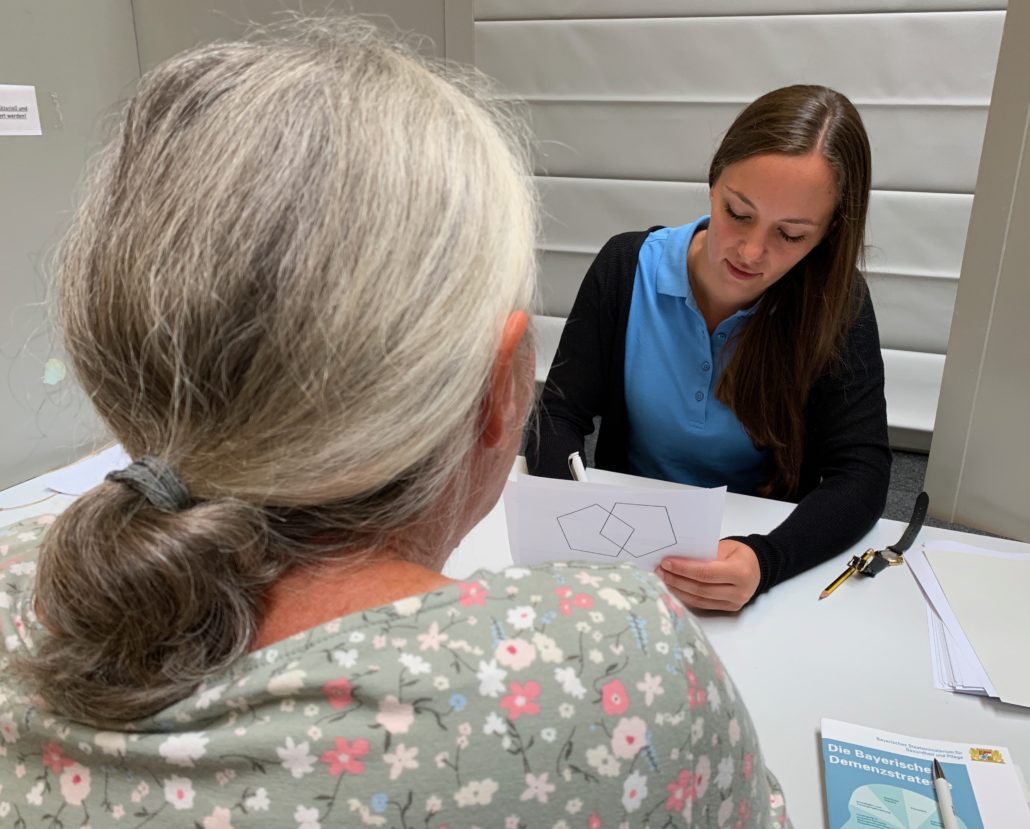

{"left": 819, "top": 561, "right": 859, "bottom": 600}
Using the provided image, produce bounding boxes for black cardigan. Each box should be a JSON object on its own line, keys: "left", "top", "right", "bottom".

{"left": 526, "top": 229, "right": 892, "bottom": 596}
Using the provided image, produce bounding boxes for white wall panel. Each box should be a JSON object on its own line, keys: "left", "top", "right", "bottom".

{"left": 478, "top": 14, "right": 1003, "bottom": 104}
{"left": 530, "top": 102, "right": 989, "bottom": 192}
{"left": 478, "top": 1, "right": 1004, "bottom": 20}
{"left": 477, "top": 4, "right": 1005, "bottom": 444}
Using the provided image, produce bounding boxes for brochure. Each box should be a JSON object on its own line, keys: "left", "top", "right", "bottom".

{"left": 821, "top": 719, "right": 1030, "bottom": 829}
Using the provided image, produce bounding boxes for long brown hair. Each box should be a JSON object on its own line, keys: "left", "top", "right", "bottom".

{"left": 711, "top": 85, "right": 872, "bottom": 497}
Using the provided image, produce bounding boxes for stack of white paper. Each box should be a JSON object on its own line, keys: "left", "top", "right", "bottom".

{"left": 907, "top": 541, "right": 1030, "bottom": 708}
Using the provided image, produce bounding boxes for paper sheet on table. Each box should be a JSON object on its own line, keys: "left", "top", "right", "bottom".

{"left": 906, "top": 545, "right": 996, "bottom": 697}
{"left": 928, "top": 543, "right": 1030, "bottom": 709}
{"left": 503, "top": 472, "right": 725, "bottom": 570}
{"left": 41, "top": 444, "right": 131, "bottom": 495}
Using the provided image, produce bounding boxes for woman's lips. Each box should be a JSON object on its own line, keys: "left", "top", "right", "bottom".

{"left": 726, "top": 260, "right": 761, "bottom": 280}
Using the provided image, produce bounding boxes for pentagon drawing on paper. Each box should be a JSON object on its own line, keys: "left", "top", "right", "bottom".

{"left": 557, "top": 502, "right": 677, "bottom": 558}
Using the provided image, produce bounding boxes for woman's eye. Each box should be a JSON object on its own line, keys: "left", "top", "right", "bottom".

{"left": 724, "top": 204, "right": 748, "bottom": 222}
{"left": 778, "top": 228, "right": 806, "bottom": 244}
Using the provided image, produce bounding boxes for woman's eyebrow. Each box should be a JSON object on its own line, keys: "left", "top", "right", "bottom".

{"left": 725, "top": 186, "right": 818, "bottom": 226}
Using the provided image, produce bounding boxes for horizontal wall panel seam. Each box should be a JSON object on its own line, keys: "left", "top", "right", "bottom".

{"left": 475, "top": 11, "right": 1004, "bottom": 24}
{"left": 531, "top": 173, "right": 976, "bottom": 196}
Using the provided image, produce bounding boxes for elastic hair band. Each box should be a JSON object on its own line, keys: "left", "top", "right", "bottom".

{"left": 106, "top": 456, "right": 193, "bottom": 513}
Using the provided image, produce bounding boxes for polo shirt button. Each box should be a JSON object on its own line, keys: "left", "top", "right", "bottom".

{"left": 695, "top": 390, "right": 704, "bottom": 401}
{"left": 717, "top": 332, "right": 726, "bottom": 339}
{"left": 702, "top": 361, "right": 711, "bottom": 372}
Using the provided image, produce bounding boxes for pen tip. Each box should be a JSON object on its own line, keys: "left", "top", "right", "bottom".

{"left": 932, "top": 758, "right": 944, "bottom": 778}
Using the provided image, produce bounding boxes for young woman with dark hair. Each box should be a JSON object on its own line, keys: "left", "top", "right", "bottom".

{"left": 528, "top": 85, "right": 891, "bottom": 612}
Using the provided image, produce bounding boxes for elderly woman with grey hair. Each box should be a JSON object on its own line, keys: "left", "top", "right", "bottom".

{"left": 0, "top": 19, "right": 788, "bottom": 828}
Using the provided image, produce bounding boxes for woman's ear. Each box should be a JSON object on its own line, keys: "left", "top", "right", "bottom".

{"left": 480, "top": 311, "right": 530, "bottom": 449}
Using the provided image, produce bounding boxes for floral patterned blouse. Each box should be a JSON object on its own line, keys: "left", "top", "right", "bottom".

{"left": 0, "top": 515, "right": 788, "bottom": 828}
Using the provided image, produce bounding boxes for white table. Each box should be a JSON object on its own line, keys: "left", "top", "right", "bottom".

{"left": 5, "top": 457, "right": 1029, "bottom": 827}
{"left": 448, "top": 464, "right": 1030, "bottom": 828}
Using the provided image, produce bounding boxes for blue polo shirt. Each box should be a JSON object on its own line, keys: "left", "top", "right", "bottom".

{"left": 624, "top": 218, "right": 771, "bottom": 494}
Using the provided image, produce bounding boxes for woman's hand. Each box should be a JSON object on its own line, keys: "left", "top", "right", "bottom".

{"left": 657, "top": 540, "right": 761, "bottom": 612}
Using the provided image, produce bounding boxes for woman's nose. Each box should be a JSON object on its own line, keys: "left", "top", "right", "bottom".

{"left": 739, "top": 231, "right": 764, "bottom": 265}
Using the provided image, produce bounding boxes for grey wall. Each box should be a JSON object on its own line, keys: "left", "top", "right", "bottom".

{"left": 0, "top": 1, "right": 141, "bottom": 490}
{"left": 0, "top": 1, "right": 467, "bottom": 491}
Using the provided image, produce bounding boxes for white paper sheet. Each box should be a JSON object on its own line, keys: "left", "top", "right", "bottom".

{"left": 0, "top": 84, "right": 42, "bottom": 136}
{"left": 504, "top": 472, "right": 724, "bottom": 570}
{"left": 928, "top": 544, "right": 1030, "bottom": 709}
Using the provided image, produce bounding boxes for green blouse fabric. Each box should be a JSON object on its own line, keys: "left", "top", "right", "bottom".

{"left": 0, "top": 515, "right": 788, "bottom": 828}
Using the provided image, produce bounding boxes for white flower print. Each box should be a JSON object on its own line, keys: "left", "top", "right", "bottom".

{"left": 393, "top": 595, "right": 422, "bottom": 616}
{"left": 553, "top": 666, "right": 586, "bottom": 699}
{"left": 194, "top": 683, "right": 227, "bottom": 710}
{"left": 376, "top": 695, "right": 415, "bottom": 734}
{"left": 565, "top": 798, "right": 583, "bottom": 814}
{"left": 277, "top": 737, "right": 316, "bottom": 779}
{"left": 558, "top": 702, "right": 575, "bottom": 719}
{"left": 332, "top": 648, "right": 358, "bottom": 668}
{"left": 399, "top": 653, "right": 432, "bottom": 675}
{"left": 0, "top": 803, "right": 10, "bottom": 818}
{"left": 531, "top": 631, "right": 564, "bottom": 662}
{"left": 575, "top": 571, "right": 602, "bottom": 588}
{"left": 433, "top": 676, "right": 450, "bottom": 691}
{"left": 636, "top": 672, "right": 664, "bottom": 706}
{"left": 59, "top": 763, "right": 91, "bottom": 806}
{"left": 597, "top": 586, "right": 631, "bottom": 610}
{"left": 349, "top": 631, "right": 366, "bottom": 643}
{"left": 707, "top": 680, "right": 721, "bottom": 712}
{"left": 295, "top": 804, "right": 322, "bottom": 829}
{"left": 266, "top": 669, "right": 306, "bottom": 697}
{"left": 130, "top": 781, "right": 150, "bottom": 803}
{"left": 506, "top": 606, "right": 536, "bottom": 630}
{"left": 494, "top": 639, "right": 537, "bottom": 671}
{"left": 453, "top": 778, "right": 499, "bottom": 807}
{"left": 588, "top": 648, "right": 604, "bottom": 664}
{"left": 520, "top": 772, "right": 557, "bottom": 805}
{"left": 245, "top": 787, "right": 270, "bottom": 811}
{"left": 164, "top": 775, "right": 195, "bottom": 810}
{"left": 425, "top": 795, "right": 442, "bottom": 813}
{"left": 476, "top": 660, "right": 507, "bottom": 697}
{"left": 417, "top": 621, "right": 448, "bottom": 651}
{"left": 611, "top": 716, "right": 647, "bottom": 760}
{"left": 26, "top": 780, "right": 44, "bottom": 805}
{"left": 483, "top": 712, "right": 506, "bottom": 735}
{"left": 715, "top": 756, "right": 735, "bottom": 790}
{"left": 383, "top": 743, "right": 419, "bottom": 780}
{"left": 691, "top": 716, "right": 705, "bottom": 744}
{"left": 585, "top": 744, "right": 621, "bottom": 777}
{"left": 503, "top": 567, "right": 531, "bottom": 579}
{"left": 655, "top": 641, "right": 669, "bottom": 655}
{"left": 158, "top": 732, "right": 209, "bottom": 768}
{"left": 622, "top": 770, "right": 648, "bottom": 813}
{"left": 540, "top": 727, "right": 557, "bottom": 743}
{"left": 728, "top": 717, "right": 741, "bottom": 746}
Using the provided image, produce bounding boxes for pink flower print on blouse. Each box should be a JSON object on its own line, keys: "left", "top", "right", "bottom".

{"left": 458, "top": 581, "right": 487, "bottom": 607}
{"left": 686, "top": 670, "right": 707, "bottom": 710}
{"left": 587, "top": 811, "right": 603, "bottom": 829}
{"left": 320, "top": 737, "right": 369, "bottom": 776}
{"left": 555, "top": 586, "right": 594, "bottom": 616}
{"left": 500, "top": 680, "right": 540, "bottom": 721}
{"left": 665, "top": 768, "right": 697, "bottom": 813}
{"left": 601, "top": 679, "right": 629, "bottom": 717}
{"left": 742, "top": 753, "right": 753, "bottom": 780}
{"left": 322, "top": 678, "right": 353, "bottom": 710}
{"left": 41, "top": 741, "right": 74, "bottom": 774}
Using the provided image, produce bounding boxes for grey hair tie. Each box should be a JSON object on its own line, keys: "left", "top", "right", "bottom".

{"left": 106, "top": 456, "right": 193, "bottom": 512}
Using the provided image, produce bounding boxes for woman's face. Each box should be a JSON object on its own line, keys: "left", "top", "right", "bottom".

{"left": 698, "top": 151, "right": 837, "bottom": 318}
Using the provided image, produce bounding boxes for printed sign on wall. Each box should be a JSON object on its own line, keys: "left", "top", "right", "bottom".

{"left": 0, "top": 84, "right": 42, "bottom": 136}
